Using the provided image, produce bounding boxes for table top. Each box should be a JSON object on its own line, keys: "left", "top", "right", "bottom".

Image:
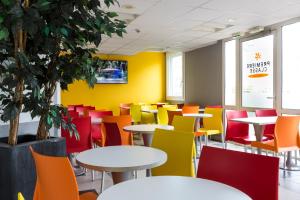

{"left": 98, "top": 176, "right": 251, "bottom": 200}
{"left": 142, "top": 108, "right": 205, "bottom": 114}
{"left": 231, "top": 116, "right": 277, "bottom": 125}
{"left": 176, "top": 108, "right": 205, "bottom": 112}
{"left": 182, "top": 113, "right": 213, "bottom": 118}
{"left": 76, "top": 146, "right": 167, "bottom": 172}
{"left": 123, "top": 124, "right": 174, "bottom": 134}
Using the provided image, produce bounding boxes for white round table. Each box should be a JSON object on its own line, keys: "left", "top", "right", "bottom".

{"left": 76, "top": 146, "right": 167, "bottom": 185}
{"left": 98, "top": 176, "right": 251, "bottom": 200}
{"left": 123, "top": 124, "right": 174, "bottom": 146}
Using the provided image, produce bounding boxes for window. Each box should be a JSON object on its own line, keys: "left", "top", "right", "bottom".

{"left": 224, "top": 40, "right": 237, "bottom": 106}
{"left": 282, "top": 22, "right": 300, "bottom": 109}
{"left": 166, "top": 52, "right": 184, "bottom": 100}
{"left": 241, "top": 35, "right": 274, "bottom": 108}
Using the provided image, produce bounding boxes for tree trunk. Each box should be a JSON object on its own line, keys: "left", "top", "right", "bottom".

{"left": 36, "top": 116, "right": 48, "bottom": 140}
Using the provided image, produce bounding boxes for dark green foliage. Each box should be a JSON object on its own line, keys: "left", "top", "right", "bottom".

{"left": 0, "top": 0, "right": 126, "bottom": 141}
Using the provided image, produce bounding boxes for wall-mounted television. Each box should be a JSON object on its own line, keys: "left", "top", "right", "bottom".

{"left": 96, "top": 60, "right": 128, "bottom": 84}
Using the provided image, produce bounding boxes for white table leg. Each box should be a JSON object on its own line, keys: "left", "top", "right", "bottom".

{"left": 111, "top": 171, "right": 134, "bottom": 184}
{"left": 142, "top": 134, "right": 153, "bottom": 147}
{"left": 253, "top": 124, "right": 265, "bottom": 154}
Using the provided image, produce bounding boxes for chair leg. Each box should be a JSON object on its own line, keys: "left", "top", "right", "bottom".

{"left": 134, "top": 170, "right": 138, "bottom": 179}
{"left": 225, "top": 142, "right": 228, "bottom": 149}
{"left": 100, "top": 171, "right": 105, "bottom": 193}
{"left": 198, "top": 136, "right": 202, "bottom": 152}
{"left": 194, "top": 138, "right": 199, "bottom": 156}
{"left": 221, "top": 134, "right": 225, "bottom": 149}
{"left": 205, "top": 135, "right": 208, "bottom": 146}
{"left": 244, "top": 145, "right": 247, "bottom": 152}
{"left": 193, "top": 157, "right": 197, "bottom": 175}
{"left": 295, "top": 150, "right": 298, "bottom": 165}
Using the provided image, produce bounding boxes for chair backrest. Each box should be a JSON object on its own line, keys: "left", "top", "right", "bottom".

{"left": 102, "top": 115, "right": 133, "bottom": 145}
{"left": 255, "top": 109, "right": 277, "bottom": 136}
{"left": 167, "top": 110, "right": 182, "bottom": 125}
{"left": 225, "top": 110, "right": 249, "bottom": 140}
{"left": 203, "top": 108, "right": 223, "bottom": 132}
{"left": 120, "top": 103, "right": 132, "bottom": 115}
{"left": 197, "top": 146, "right": 279, "bottom": 200}
{"left": 130, "top": 104, "right": 142, "bottom": 123}
{"left": 88, "top": 110, "right": 113, "bottom": 118}
{"left": 177, "top": 103, "right": 185, "bottom": 109}
{"left": 30, "top": 147, "right": 80, "bottom": 200}
{"left": 66, "top": 110, "right": 79, "bottom": 118}
{"left": 103, "top": 122, "right": 122, "bottom": 146}
{"left": 157, "top": 107, "right": 168, "bottom": 125}
{"left": 151, "top": 129, "right": 195, "bottom": 177}
{"left": 172, "top": 115, "right": 195, "bottom": 132}
{"left": 67, "top": 104, "right": 83, "bottom": 111}
{"left": 61, "top": 116, "right": 92, "bottom": 154}
{"left": 162, "top": 104, "right": 178, "bottom": 110}
{"left": 274, "top": 116, "right": 300, "bottom": 151}
{"left": 141, "top": 105, "right": 157, "bottom": 124}
{"left": 182, "top": 105, "right": 199, "bottom": 114}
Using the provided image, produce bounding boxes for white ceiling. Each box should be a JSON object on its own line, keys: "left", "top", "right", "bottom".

{"left": 99, "top": 0, "right": 300, "bottom": 55}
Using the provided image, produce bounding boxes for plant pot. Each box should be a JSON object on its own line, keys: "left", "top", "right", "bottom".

{"left": 0, "top": 134, "right": 66, "bottom": 200}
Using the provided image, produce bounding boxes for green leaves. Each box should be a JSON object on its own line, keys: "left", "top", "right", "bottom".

{"left": 0, "top": 27, "right": 8, "bottom": 40}
{"left": 1, "top": 0, "right": 11, "bottom": 6}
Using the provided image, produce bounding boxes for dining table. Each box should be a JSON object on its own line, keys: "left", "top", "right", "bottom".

{"left": 98, "top": 176, "right": 251, "bottom": 200}
{"left": 76, "top": 146, "right": 167, "bottom": 192}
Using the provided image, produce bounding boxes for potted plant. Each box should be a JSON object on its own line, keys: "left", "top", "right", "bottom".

{"left": 0, "top": 0, "right": 126, "bottom": 199}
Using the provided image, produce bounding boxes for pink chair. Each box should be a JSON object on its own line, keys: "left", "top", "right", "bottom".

{"left": 225, "top": 110, "right": 271, "bottom": 149}
{"left": 88, "top": 110, "right": 113, "bottom": 146}
{"left": 61, "top": 116, "right": 92, "bottom": 154}
{"left": 255, "top": 109, "right": 277, "bottom": 138}
{"left": 197, "top": 146, "right": 279, "bottom": 200}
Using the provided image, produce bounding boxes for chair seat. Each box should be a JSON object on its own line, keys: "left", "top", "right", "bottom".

{"left": 80, "top": 191, "right": 98, "bottom": 200}
{"left": 252, "top": 140, "right": 299, "bottom": 153}
{"left": 227, "top": 135, "right": 271, "bottom": 145}
{"left": 195, "top": 128, "right": 221, "bottom": 136}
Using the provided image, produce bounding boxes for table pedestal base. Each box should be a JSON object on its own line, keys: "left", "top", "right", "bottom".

{"left": 142, "top": 134, "right": 153, "bottom": 147}
{"left": 112, "top": 172, "right": 134, "bottom": 184}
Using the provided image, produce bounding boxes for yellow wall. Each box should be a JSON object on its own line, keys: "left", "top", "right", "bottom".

{"left": 61, "top": 52, "right": 166, "bottom": 115}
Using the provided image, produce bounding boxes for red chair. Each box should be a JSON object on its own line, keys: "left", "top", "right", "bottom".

{"left": 225, "top": 110, "right": 271, "bottom": 148}
{"left": 76, "top": 106, "right": 95, "bottom": 117}
{"left": 255, "top": 109, "right": 277, "bottom": 137}
{"left": 197, "top": 146, "right": 279, "bottom": 200}
{"left": 67, "top": 104, "right": 83, "bottom": 111}
{"left": 88, "top": 110, "right": 113, "bottom": 145}
{"left": 61, "top": 116, "right": 92, "bottom": 154}
{"left": 66, "top": 110, "right": 79, "bottom": 118}
{"left": 102, "top": 123, "right": 122, "bottom": 146}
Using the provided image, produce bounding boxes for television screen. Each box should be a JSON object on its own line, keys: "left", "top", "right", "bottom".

{"left": 96, "top": 60, "right": 128, "bottom": 84}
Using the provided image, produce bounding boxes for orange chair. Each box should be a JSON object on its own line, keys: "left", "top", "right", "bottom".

{"left": 251, "top": 116, "right": 300, "bottom": 169}
{"left": 102, "top": 115, "right": 133, "bottom": 145}
{"left": 119, "top": 103, "right": 132, "bottom": 115}
{"left": 167, "top": 110, "right": 182, "bottom": 125}
{"left": 30, "top": 147, "right": 97, "bottom": 200}
{"left": 182, "top": 105, "right": 199, "bottom": 114}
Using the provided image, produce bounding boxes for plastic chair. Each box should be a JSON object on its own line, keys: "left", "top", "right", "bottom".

{"left": 182, "top": 105, "right": 199, "bottom": 114}
{"left": 255, "top": 109, "right": 277, "bottom": 137}
{"left": 141, "top": 105, "right": 157, "bottom": 124}
{"left": 30, "top": 147, "right": 97, "bottom": 200}
{"left": 68, "top": 104, "right": 83, "bottom": 111}
{"left": 151, "top": 129, "right": 195, "bottom": 177}
{"left": 197, "top": 146, "right": 279, "bottom": 200}
{"left": 18, "top": 193, "right": 25, "bottom": 200}
{"left": 167, "top": 110, "right": 182, "bottom": 125}
{"left": 196, "top": 108, "right": 224, "bottom": 146}
{"left": 130, "top": 104, "right": 142, "bottom": 124}
{"left": 61, "top": 116, "right": 92, "bottom": 154}
{"left": 162, "top": 104, "right": 178, "bottom": 110}
{"left": 88, "top": 110, "right": 113, "bottom": 146}
{"left": 64, "top": 110, "right": 79, "bottom": 118}
{"left": 120, "top": 103, "right": 132, "bottom": 115}
{"left": 102, "top": 115, "right": 133, "bottom": 145}
{"left": 157, "top": 107, "right": 168, "bottom": 125}
{"left": 251, "top": 116, "right": 300, "bottom": 169}
{"left": 225, "top": 110, "right": 271, "bottom": 149}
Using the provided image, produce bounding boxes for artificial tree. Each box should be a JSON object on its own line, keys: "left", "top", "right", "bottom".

{"left": 0, "top": 0, "right": 127, "bottom": 144}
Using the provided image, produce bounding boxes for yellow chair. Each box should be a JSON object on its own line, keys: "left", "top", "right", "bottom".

{"left": 162, "top": 104, "right": 178, "bottom": 110}
{"left": 196, "top": 108, "right": 224, "bottom": 147}
{"left": 157, "top": 107, "right": 168, "bottom": 125}
{"left": 141, "top": 105, "right": 157, "bottom": 124}
{"left": 151, "top": 129, "right": 195, "bottom": 177}
{"left": 130, "top": 104, "right": 142, "bottom": 124}
{"left": 18, "top": 193, "right": 25, "bottom": 200}
{"left": 171, "top": 115, "right": 197, "bottom": 172}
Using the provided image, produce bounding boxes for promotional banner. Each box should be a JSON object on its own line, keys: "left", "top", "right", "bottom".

{"left": 242, "top": 35, "right": 274, "bottom": 108}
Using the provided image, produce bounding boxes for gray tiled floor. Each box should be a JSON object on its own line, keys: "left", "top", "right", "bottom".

{"left": 77, "top": 139, "right": 300, "bottom": 200}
